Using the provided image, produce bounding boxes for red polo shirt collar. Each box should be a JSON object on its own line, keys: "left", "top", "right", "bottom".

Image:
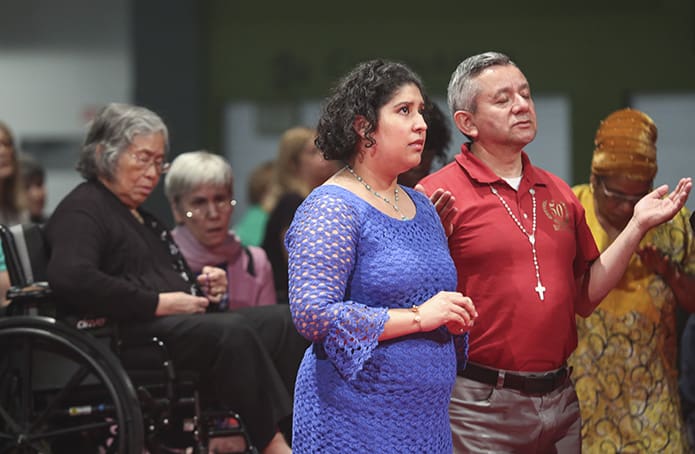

{"left": 454, "top": 143, "right": 548, "bottom": 192}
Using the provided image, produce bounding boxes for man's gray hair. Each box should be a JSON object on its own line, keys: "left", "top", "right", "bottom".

{"left": 447, "top": 52, "right": 517, "bottom": 116}
{"left": 164, "top": 150, "right": 233, "bottom": 204}
{"left": 77, "top": 103, "right": 169, "bottom": 181}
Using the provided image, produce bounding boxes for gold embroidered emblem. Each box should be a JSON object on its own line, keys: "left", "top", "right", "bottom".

{"left": 542, "top": 200, "right": 570, "bottom": 231}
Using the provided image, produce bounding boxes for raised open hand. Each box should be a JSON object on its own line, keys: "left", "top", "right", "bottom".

{"left": 633, "top": 177, "right": 692, "bottom": 232}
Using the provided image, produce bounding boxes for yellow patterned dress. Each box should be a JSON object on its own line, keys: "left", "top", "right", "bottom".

{"left": 569, "top": 184, "right": 694, "bottom": 453}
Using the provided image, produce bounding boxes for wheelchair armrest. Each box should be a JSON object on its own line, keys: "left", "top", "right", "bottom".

{"left": 6, "top": 281, "right": 53, "bottom": 300}
{"left": 5, "top": 282, "right": 55, "bottom": 316}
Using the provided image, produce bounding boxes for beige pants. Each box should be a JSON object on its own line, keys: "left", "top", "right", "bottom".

{"left": 450, "top": 375, "right": 581, "bottom": 453}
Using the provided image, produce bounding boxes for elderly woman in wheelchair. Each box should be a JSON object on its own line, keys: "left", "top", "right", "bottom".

{"left": 1, "top": 103, "right": 305, "bottom": 453}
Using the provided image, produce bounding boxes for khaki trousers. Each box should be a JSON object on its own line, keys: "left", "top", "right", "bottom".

{"left": 450, "top": 375, "right": 581, "bottom": 453}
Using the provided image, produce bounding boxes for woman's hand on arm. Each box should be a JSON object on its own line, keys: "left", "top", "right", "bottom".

{"left": 155, "top": 292, "right": 209, "bottom": 316}
{"left": 379, "top": 291, "right": 477, "bottom": 341}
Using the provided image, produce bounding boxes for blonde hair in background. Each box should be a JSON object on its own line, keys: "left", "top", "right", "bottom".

{"left": 247, "top": 160, "right": 276, "bottom": 212}
{"left": 271, "top": 126, "right": 317, "bottom": 203}
{"left": 0, "top": 121, "right": 27, "bottom": 223}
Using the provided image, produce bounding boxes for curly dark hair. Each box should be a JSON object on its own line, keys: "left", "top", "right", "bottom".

{"left": 315, "top": 59, "right": 424, "bottom": 162}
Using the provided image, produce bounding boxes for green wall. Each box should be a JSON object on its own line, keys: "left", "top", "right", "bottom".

{"left": 203, "top": 0, "right": 695, "bottom": 184}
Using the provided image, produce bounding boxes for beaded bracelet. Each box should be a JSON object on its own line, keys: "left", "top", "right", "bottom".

{"left": 411, "top": 305, "right": 422, "bottom": 331}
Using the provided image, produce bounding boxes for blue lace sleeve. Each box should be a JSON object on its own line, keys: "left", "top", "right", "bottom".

{"left": 286, "top": 188, "right": 389, "bottom": 380}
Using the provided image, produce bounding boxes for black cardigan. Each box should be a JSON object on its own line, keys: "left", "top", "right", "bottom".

{"left": 45, "top": 180, "right": 193, "bottom": 321}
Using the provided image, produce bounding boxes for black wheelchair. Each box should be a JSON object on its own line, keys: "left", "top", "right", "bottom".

{"left": 0, "top": 223, "right": 256, "bottom": 453}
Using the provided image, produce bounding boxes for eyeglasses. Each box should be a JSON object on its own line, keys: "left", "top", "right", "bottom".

{"left": 596, "top": 179, "right": 651, "bottom": 204}
{"left": 185, "top": 199, "right": 237, "bottom": 219}
{"left": 129, "top": 151, "right": 170, "bottom": 174}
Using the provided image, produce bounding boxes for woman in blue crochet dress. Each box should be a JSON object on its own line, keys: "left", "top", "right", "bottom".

{"left": 285, "top": 60, "right": 478, "bottom": 453}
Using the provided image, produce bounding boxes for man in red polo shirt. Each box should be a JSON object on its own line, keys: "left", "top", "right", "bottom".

{"left": 418, "top": 51, "right": 692, "bottom": 453}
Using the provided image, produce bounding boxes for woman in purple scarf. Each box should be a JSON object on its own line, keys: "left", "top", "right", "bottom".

{"left": 165, "top": 150, "right": 277, "bottom": 310}
{"left": 165, "top": 150, "right": 308, "bottom": 452}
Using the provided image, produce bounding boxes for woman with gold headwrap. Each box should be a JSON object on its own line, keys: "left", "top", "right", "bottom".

{"left": 569, "top": 108, "right": 695, "bottom": 453}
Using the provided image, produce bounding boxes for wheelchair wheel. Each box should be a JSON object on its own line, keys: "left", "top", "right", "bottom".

{"left": 0, "top": 316, "right": 144, "bottom": 453}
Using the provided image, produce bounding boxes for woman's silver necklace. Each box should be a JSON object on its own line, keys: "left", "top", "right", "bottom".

{"left": 344, "top": 165, "right": 408, "bottom": 220}
{"left": 489, "top": 185, "right": 546, "bottom": 301}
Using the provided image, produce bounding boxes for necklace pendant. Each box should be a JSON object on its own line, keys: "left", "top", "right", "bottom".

{"left": 489, "top": 184, "right": 546, "bottom": 302}
{"left": 345, "top": 164, "right": 406, "bottom": 220}
{"left": 535, "top": 281, "right": 546, "bottom": 301}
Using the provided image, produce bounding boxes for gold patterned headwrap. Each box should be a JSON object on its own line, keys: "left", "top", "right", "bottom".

{"left": 591, "top": 108, "right": 657, "bottom": 181}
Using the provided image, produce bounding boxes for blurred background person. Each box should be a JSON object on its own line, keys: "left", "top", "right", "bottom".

{"left": 18, "top": 152, "right": 48, "bottom": 223}
{"left": 234, "top": 160, "right": 275, "bottom": 247}
{"left": 0, "top": 246, "right": 9, "bottom": 308}
{"left": 0, "top": 121, "right": 29, "bottom": 225}
{"left": 568, "top": 108, "right": 695, "bottom": 453}
{"left": 398, "top": 97, "right": 452, "bottom": 188}
{"left": 261, "top": 126, "right": 339, "bottom": 303}
{"left": 165, "top": 151, "right": 277, "bottom": 310}
{"left": 0, "top": 121, "right": 23, "bottom": 309}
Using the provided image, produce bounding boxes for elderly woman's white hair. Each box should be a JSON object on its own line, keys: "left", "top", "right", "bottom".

{"left": 164, "top": 150, "right": 234, "bottom": 204}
